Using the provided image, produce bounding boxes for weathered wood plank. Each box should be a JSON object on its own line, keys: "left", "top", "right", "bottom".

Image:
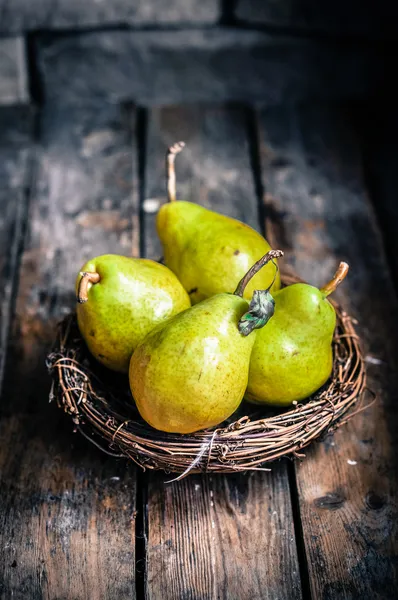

{"left": 144, "top": 105, "right": 302, "bottom": 600}
{"left": 235, "top": 0, "right": 398, "bottom": 39}
{"left": 0, "top": 37, "right": 29, "bottom": 105}
{"left": 0, "top": 0, "right": 219, "bottom": 33}
{"left": 0, "top": 102, "right": 138, "bottom": 598}
{"left": 0, "top": 107, "right": 33, "bottom": 391}
{"left": 257, "top": 104, "right": 398, "bottom": 598}
{"left": 36, "top": 29, "right": 384, "bottom": 107}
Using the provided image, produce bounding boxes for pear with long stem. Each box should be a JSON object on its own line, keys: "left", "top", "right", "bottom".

{"left": 156, "top": 142, "right": 281, "bottom": 305}
{"left": 246, "top": 262, "right": 349, "bottom": 406}
{"left": 130, "top": 250, "right": 283, "bottom": 434}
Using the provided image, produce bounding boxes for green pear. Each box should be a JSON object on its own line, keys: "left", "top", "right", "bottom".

{"left": 76, "top": 254, "right": 191, "bottom": 373}
{"left": 156, "top": 142, "right": 280, "bottom": 304}
{"left": 246, "top": 262, "right": 349, "bottom": 406}
{"left": 129, "top": 250, "right": 283, "bottom": 434}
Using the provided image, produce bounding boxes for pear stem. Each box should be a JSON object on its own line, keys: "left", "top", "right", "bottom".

{"left": 234, "top": 249, "right": 284, "bottom": 297}
{"left": 320, "top": 262, "right": 349, "bottom": 297}
{"left": 166, "top": 141, "right": 185, "bottom": 203}
{"left": 77, "top": 272, "right": 101, "bottom": 304}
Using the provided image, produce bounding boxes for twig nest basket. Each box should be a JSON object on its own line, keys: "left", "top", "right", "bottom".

{"left": 47, "top": 274, "right": 367, "bottom": 477}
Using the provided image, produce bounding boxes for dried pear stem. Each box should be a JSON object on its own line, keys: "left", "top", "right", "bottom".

{"left": 234, "top": 250, "right": 284, "bottom": 298}
{"left": 77, "top": 272, "right": 101, "bottom": 304}
{"left": 320, "top": 262, "right": 349, "bottom": 297}
{"left": 166, "top": 141, "right": 185, "bottom": 203}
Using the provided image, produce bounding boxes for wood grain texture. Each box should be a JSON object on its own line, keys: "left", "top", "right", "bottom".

{"left": 0, "top": 102, "right": 138, "bottom": 598}
{"left": 147, "top": 472, "right": 301, "bottom": 600}
{"left": 0, "top": 107, "right": 33, "bottom": 394}
{"left": 144, "top": 105, "right": 302, "bottom": 600}
{"left": 257, "top": 104, "right": 398, "bottom": 598}
{"left": 235, "top": 0, "right": 398, "bottom": 39}
{"left": 0, "top": 0, "right": 219, "bottom": 33}
{"left": 36, "top": 29, "right": 385, "bottom": 107}
{"left": 0, "top": 37, "right": 29, "bottom": 105}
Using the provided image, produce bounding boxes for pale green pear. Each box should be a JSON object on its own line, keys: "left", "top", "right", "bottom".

{"left": 156, "top": 142, "right": 280, "bottom": 304}
{"left": 76, "top": 254, "right": 190, "bottom": 373}
{"left": 246, "top": 263, "right": 349, "bottom": 406}
{"left": 130, "top": 250, "right": 283, "bottom": 433}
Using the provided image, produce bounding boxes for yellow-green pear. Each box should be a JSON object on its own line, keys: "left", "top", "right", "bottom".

{"left": 156, "top": 142, "right": 280, "bottom": 304}
{"left": 246, "top": 262, "right": 349, "bottom": 406}
{"left": 76, "top": 254, "right": 190, "bottom": 373}
{"left": 129, "top": 250, "right": 283, "bottom": 434}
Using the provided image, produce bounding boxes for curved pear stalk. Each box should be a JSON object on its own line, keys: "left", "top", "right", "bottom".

{"left": 320, "top": 262, "right": 349, "bottom": 297}
{"left": 77, "top": 272, "right": 101, "bottom": 304}
{"left": 166, "top": 141, "right": 185, "bottom": 203}
{"left": 235, "top": 249, "right": 284, "bottom": 336}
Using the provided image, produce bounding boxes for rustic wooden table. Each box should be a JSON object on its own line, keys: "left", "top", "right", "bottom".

{"left": 1, "top": 22, "right": 398, "bottom": 600}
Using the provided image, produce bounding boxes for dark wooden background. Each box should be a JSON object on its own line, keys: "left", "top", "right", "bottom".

{"left": 1, "top": 2, "right": 398, "bottom": 598}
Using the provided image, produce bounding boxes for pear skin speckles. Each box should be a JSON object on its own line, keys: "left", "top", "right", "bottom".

{"left": 157, "top": 201, "right": 280, "bottom": 303}
{"left": 129, "top": 293, "right": 257, "bottom": 433}
{"left": 246, "top": 283, "right": 336, "bottom": 406}
{"left": 76, "top": 254, "right": 190, "bottom": 373}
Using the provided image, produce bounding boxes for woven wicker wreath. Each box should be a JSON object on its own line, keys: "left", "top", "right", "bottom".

{"left": 47, "top": 272, "right": 368, "bottom": 479}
